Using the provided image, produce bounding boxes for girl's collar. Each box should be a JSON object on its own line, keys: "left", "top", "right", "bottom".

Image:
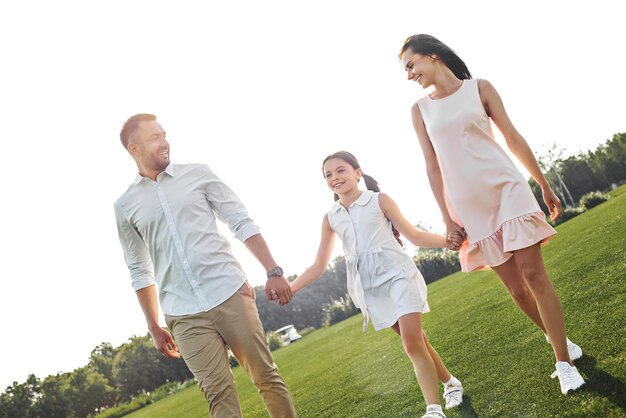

{"left": 332, "top": 190, "right": 374, "bottom": 212}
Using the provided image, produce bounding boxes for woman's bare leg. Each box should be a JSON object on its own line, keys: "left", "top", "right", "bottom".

{"left": 492, "top": 255, "right": 547, "bottom": 333}
{"left": 512, "top": 244, "right": 570, "bottom": 363}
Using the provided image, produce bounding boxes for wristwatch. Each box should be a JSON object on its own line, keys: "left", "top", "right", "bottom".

{"left": 266, "top": 266, "right": 284, "bottom": 278}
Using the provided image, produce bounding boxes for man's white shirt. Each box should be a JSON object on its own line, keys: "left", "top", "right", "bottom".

{"left": 114, "top": 163, "right": 260, "bottom": 316}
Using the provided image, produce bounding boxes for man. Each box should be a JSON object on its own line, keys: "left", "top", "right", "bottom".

{"left": 114, "top": 113, "right": 297, "bottom": 417}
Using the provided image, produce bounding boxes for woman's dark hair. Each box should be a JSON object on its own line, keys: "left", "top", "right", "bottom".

{"left": 399, "top": 34, "right": 472, "bottom": 80}
{"left": 322, "top": 151, "right": 403, "bottom": 247}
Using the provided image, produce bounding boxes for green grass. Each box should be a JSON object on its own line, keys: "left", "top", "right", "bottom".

{"left": 128, "top": 185, "right": 626, "bottom": 418}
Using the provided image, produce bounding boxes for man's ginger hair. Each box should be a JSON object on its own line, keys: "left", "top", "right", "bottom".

{"left": 120, "top": 113, "right": 157, "bottom": 149}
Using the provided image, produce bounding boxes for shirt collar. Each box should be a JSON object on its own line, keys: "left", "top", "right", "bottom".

{"left": 331, "top": 190, "right": 374, "bottom": 212}
{"left": 133, "top": 164, "right": 175, "bottom": 185}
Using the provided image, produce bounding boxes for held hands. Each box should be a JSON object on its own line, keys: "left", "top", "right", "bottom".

{"left": 445, "top": 220, "right": 467, "bottom": 251}
{"left": 446, "top": 231, "right": 465, "bottom": 251}
{"left": 150, "top": 326, "right": 181, "bottom": 359}
{"left": 265, "top": 275, "right": 293, "bottom": 305}
{"left": 542, "top": 187, "right": 562, "bottom": 222}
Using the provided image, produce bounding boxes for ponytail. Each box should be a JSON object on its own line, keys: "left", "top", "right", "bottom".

{"left": 362, "top": 174, "right": 380, "bottom": 193}
{"left": 362, "top": 174, "right": 404, "bottom": 248}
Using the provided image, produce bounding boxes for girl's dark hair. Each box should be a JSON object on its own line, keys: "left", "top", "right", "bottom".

{"left": 322, "top": 151, "right": 403, "bottom": 247}
{"left": 399, "top": 34, "right": 472, "bottom": 80}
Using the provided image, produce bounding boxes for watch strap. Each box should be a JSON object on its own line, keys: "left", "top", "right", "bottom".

{"left": 266, "top": 266, "right": 284, "bottom": 278}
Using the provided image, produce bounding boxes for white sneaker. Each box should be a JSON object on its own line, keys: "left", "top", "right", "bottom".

{"left": 443, "top": 381, "right": 463, "bottom": 409}
{"left": 551, "top": 361, "right": 585, "bottom": 394}
{"left": 422, "top": 410, "right": 446, "bottom": 418}
{"left": 566, "top": 339, "right": 583, "bottom": 361}
{"left": 545, "top": 335, "right": 583, "bottom": 361}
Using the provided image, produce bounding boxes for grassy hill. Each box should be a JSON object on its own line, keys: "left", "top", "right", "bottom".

{"left": 128, "top": 186, "right": 626, "bottom": 417}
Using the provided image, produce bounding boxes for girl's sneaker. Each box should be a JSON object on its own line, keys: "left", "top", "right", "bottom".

{"left": 443, "top": 381, "right": 464, "bottom": 409}
{"left": 422, "top": 404, "right": 446, "bottom": 418}
{"left": 551, "top": 361, "right": 585, "bottom": 394}
{"left": 545, "top": 335, "right": 583, "bottom": 361}
{"left": 422, "top": 410, "right": 446, "bottom": 418}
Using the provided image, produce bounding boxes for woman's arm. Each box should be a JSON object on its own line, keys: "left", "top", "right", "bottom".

{"left": 478, "top": 79, "right": 562, "bottom": 220}
{"left": 410, "top": 103, "right": 467, "bottom": 235}
{"left": 379, "top": 193, "right": 462, "bottom": 249}
{"left": 289, "top": 215, "right": 336, "bottom": 295}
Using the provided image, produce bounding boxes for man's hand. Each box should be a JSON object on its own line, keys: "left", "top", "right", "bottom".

{"left": 149, "top": 326, "right": 181, "bottom": 359}
{"left": 265, "top": 275, "right": 293, "bottom": 305}
{"left": 243, "top": 234, "right": 292, "bottom": 305}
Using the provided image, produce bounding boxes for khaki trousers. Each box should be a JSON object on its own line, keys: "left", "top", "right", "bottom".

{"left": 165, "top": 282, "right": 297, "bottom": 418}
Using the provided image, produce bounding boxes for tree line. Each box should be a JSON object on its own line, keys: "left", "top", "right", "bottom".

{"left": 530, "top": 132, "right": 626, "bottom": 214}
{"left": 0, "top": 338, "right": 192, "bottom": 418}
{"left": 2, "top": 132, "right": 624, "bottom": 417}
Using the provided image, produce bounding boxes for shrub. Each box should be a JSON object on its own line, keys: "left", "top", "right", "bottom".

{"left": 95, "top": 381, "right": 193, "bottom": 418}
{"left": 550, "top": 207, "right": 586, "bottom": 226}
{"left": 95, "top": 394, "right": 152, "bottom": 418}
{"left": 228, "top": 352, "right": 239, "bottom": 368}
{"left": 266, "top": 332, "right": 283, "bottom": 351}
{"left": 323, "top": 296, "right": 359, "bottom": 327}
{"left": 299, "top": 327, "right": 316, "bottom": 337}
{"left": 579, "top": 191, "right": 610, "bottom": 210}
{"left": 413, "top": 249, "right": 461, "bottom": 284}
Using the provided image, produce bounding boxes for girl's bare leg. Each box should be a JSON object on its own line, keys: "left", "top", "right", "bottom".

{"left": 396, "top": 313, "right": 440, "bottom": 405}
{"left": 391, "top": 323, "right": 451, "bottom": 383}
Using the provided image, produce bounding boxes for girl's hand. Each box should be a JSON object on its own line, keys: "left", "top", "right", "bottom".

{"left": 542, "top": 187, "right": 562, "bottom": 221}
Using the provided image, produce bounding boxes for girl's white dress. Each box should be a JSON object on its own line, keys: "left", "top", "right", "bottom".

{"left": 327, "top": 190, "right": 429, "bottom": 331}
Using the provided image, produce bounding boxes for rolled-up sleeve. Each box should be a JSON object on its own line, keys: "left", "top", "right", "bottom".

{"left": 202, "top": 165, "right": 261, "bottom": 242}
{"left": 114, "top": 202, "right": 156, "bottom": 291}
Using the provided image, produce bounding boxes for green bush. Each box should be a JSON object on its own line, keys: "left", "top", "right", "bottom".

{"left": 323, "top": 296, "right": 359, "bottom": 327}
{"left": 95, "top": 381, "right": 192, "bottom": 418}
{"left": 298, "top": 327, "right": 316, "bottom": 337}
{"left": 579, "top": 191, "right": 610, "bottom": 210}
{"left": 266, "top": 332, "right": 283, "bottom": 351}
{"left": 413, "top": 249, "right": 461, "bottom": 284}
{"left": 96, "top": 394, "right": 151, "bottom": 418}
{"left": 550, "top": 207, "right": 586, "bottom": 226}
{"left": 229, "top": 352, "right": 239, "bottom": 369}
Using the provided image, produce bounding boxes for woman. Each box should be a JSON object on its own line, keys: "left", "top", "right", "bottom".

{"left": 399, "top": 34, "right": 584, "bottom": 395}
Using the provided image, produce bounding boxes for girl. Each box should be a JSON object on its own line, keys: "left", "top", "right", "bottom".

{"left": 399, "top": 34, "right": 585, "bottom": 395}
{"left": 288, "top": 151, "right": 464, "bottom": 418}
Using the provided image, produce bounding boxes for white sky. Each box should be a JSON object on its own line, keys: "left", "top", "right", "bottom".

{"left": 1, "top": 0, "right": 624, "bottom": 390}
